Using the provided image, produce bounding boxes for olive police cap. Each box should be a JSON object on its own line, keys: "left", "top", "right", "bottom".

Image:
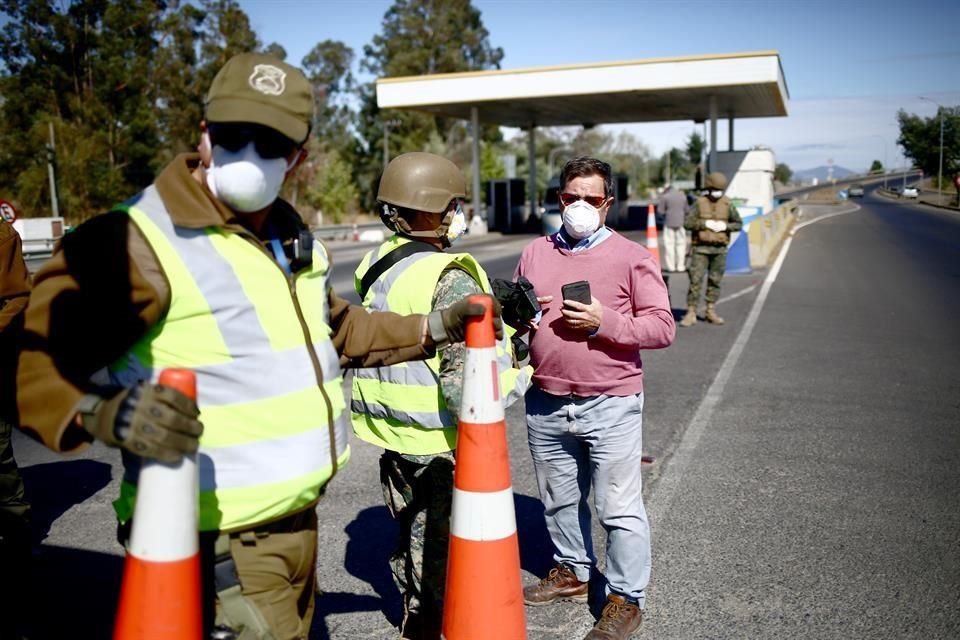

{"left": 205, "top": 52, "right": 313, "bottom": 143}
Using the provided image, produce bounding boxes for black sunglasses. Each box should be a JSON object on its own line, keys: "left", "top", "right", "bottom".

{"left": 208, "top": 123, "right": 299, "bottom": 160}
{"left": 559, "top": 192, "right": 609, "bottom": 208}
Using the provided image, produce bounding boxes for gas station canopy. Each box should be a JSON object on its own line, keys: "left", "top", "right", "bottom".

{"left": 376, "top": 51, "right": 789, "bottom": 127}
{"left": 376, "top": 51, "right": 789, "bottom": 231}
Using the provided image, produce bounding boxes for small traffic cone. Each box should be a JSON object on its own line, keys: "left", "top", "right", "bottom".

{"left": 351, "top": 223, "right": 359, "bottom": 241}
{"left": 114, "top": 368, "right": 202, "bottom": 640}
{"left": 646, "top": 203, "right": 661, "bottom": 266}
{"left": 442, "top": 296, "right": 526, "bottom": 640}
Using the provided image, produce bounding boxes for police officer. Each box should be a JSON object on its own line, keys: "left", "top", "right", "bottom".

{"left": 351, "top": 152, "right": 531, "bottom": 639}
{"left": 680, "top": 171, "right": 743, "bottom": 327}
{"left": 1, "top": 214, "right": 31, "bottom": 640}
{"left": 16, "top": 55, "right": 498, "bottom": 640}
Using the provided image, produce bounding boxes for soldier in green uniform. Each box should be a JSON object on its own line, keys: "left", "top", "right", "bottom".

{"left": 0, "top": 215, "right": 32, "bottom": 640}
{"left": 351, "top": 152, "right": 531, "bottom": 639}
{"left": 680, "top": 171, "right": 743, "bottom": 327}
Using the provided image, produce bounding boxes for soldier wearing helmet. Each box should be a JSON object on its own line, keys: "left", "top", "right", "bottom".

{"left": 680, "top": 171, "right": 743, "bottom": 327}
{"left": 352, "top": 152, "right": 531, "bottom": 639}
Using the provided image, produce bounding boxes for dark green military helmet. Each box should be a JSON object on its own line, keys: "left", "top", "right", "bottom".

{"left": 377, "top": 152, "right": 466, "bottom": 214}
{"left": 705, "top": 172, "right": 728, "bottom": 190}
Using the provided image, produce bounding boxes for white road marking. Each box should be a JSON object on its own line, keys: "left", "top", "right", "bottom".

{"left": 648, "top": 202, "right": 861, "bottom": 519}
{"left": 717, "top": 283, "right": 758, "bottom": 305}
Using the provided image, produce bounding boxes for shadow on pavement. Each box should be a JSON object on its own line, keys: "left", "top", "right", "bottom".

{"left": 21, "top": 459, "right": 112, "bottom": 542}
{"left": 515, "top": 492, "right": 554, "bottom": 580}
{"left": 311, "top": 505, "right": 402, "bottom": 637}
{"left": 21, "top": 545, "right": 123, "bottom": 639}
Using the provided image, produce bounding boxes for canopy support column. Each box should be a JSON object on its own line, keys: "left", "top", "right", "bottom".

{"left": 470, "top": 106, "right": 485, "bottom": 234}
{"left": 709, "top": 95, "right": 718, "bottom": 171}
{"left": 528, "top": 125, "right": 537, "bottom": 226}
{"left": 728, "top": 114, "right": 735, "bottom": 151}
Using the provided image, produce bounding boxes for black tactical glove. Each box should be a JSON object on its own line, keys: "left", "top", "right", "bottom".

{"left": 78, "top": 382, "right": 203, "bottom": 463}
{"left": 427, "top": 293, "right": 504, "bottom": 346}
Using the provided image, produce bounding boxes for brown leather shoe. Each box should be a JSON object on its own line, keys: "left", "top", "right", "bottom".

{"left": 583, "top": 593, "right": 643, "bottom": 639}
{"left": 522, "top": 564, "right": 588, "bottom": 606}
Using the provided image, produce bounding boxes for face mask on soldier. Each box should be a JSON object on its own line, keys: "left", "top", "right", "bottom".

{"left": 444, "top": 202, "right": 468, "bottom": 245}
{"left": 707, "top": 189, "right": 724, "bottom": 200}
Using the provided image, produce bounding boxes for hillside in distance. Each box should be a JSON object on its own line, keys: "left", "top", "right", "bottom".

{"left": 794, "top": 165, "right": 857, "bottom": 181}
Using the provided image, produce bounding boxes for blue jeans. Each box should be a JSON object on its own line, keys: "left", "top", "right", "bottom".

{"left": 525, "top": 386, "right": 650, "bottom": 607}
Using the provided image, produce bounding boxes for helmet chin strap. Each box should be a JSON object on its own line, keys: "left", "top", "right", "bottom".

{"left": 383, "top": 205, "right": 453, "bottom": 246}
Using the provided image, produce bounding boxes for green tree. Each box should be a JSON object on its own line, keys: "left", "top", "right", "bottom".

{"left": 356, "top": 0, "right": 503, "bottom": 208}
{"left": 479, "top": 143, "right": 505, "bottom": 184}
{"left": 0, "top": 0, "right": 166, "bottom": 220}
{"left": 774, "top": 162, "right": 792, "bottom": 184}
{"left": 658, "top": 147, "right": 690, "bottom": 184}
{"left": 305, "top": 149, "right": 359, "bottom": 224}
{"left": 869, "top": 160, "right": 883, "bottom": 174}
{"left": 686, "top": 131, "right": 705, "bottom": 167}
{"left": 301, "top": 39, "right": 355, "bottom": 153}
{"left": 897, "top": 106, "right": 959, "bottom": 191}
{"left": 153, "top": 2, "right": 209, "bottom": 163}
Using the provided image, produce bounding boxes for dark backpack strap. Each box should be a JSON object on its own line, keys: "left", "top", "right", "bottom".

{"left": 358, "top": 241, "right": 442, "bottom": 300}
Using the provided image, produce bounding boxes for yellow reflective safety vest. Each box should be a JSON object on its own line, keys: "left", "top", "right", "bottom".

{"left": 351, "top": 236, "right": 532, "bottom": 455}
{"left": 109, "top": 186, "right": 349, "bottom": 532}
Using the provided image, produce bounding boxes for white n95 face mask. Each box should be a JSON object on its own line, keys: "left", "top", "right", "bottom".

{"left": 708, "top": 190, "right": 724, "bottom": 200}
{"left": 206, "top": 138, "right": 292, "bottom": 213}
{"left": 562, "top": 199, "right": 601, "bottom": 239}
{"left": 444, "top": 203, "right": 468, "bottom": 245}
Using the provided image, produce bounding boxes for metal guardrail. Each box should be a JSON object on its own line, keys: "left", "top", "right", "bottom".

{"left": 310, "top": 222, "right": 383, "bottom": 241}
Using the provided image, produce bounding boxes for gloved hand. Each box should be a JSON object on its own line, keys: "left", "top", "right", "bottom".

{"left": 427, "top": 294, "right": 504, "bottom": 346}
{"left": 79, "top": 382, "right": 203, "bottom": 463}
{"left": 704, "top": 219, "right": 728, "bottom": 232}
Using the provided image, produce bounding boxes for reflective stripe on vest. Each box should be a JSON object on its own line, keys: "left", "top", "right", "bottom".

{"left": 110, "top": 186, "right": 349, "bottom": 532}
{"left": 350, "top": 236, "right": 530, "bottom": 455}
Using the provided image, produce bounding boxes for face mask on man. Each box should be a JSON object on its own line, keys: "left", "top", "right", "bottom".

{"left": 707, "top": 189, "right": 724, "bottom": 200}
{"left": 205, "top": 134, "right": 295, "bottom": 212}
{"left": 562, "top": 199, "right": 601, "bottom": 239}
{"left": 444, "top": 202, "right": 468, "bottom": 246}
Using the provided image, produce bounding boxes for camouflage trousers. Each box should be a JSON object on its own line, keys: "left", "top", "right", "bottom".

{"left": 686, "top": 249, "right": 728, "bottom": 307}
{"left": 379, "top": 449, "right": 455, "bottom": 618}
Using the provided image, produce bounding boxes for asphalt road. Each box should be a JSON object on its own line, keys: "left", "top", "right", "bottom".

{"left": 10, "top": 188, "right": 960, "bottom": 639}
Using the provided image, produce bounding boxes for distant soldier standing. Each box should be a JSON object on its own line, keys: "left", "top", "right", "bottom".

{"left": 680, "top": 172, "right": 743, "bottom": 326}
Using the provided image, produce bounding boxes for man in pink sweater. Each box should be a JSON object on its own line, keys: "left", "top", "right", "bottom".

{"left": 514, "top": 157, "right": 675, "bottom": 640}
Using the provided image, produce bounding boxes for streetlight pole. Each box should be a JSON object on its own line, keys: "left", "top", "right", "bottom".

{"left": 920, "top": 97, "right": 944, "bottom": 204}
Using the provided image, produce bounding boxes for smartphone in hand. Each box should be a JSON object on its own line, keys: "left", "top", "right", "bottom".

{"left": 561, "top": 280, "right": 591, "bottom": 305}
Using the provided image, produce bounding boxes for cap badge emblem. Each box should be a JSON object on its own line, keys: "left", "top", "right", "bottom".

{"left": 248, "top": 64, "right": 286, "bottom": 96}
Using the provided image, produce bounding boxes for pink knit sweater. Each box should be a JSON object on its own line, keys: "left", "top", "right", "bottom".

{"left": 514, "top": 232, "right": 675, "bottom": 396}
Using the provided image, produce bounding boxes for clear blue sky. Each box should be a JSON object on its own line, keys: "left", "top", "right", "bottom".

{"left": 244, "top": 0, "right": 960, "bottom": 173}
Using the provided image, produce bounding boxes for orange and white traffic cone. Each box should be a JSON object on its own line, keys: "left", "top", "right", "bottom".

{"left": 351, "top": 223, "right": 359, "bottom": 242}
{"left": 114, "top": 368, "right": 202, "bottom": 640}
{"left": 442, "top": 296, "right": 526, "bottom": 640}
{"left": 646, "top": 203, "right": 661, "bottom": 266}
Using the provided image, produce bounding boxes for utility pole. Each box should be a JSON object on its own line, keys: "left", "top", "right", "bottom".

{"left": 46, "top": 121, "right": 60, "bottom": 217}
{"left": 920, "top": 97, "right": 945, "bottom": 204}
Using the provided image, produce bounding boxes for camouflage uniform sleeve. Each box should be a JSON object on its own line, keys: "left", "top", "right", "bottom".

{"left": 432, "top": 265, "right": 483, "bottom": 421}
